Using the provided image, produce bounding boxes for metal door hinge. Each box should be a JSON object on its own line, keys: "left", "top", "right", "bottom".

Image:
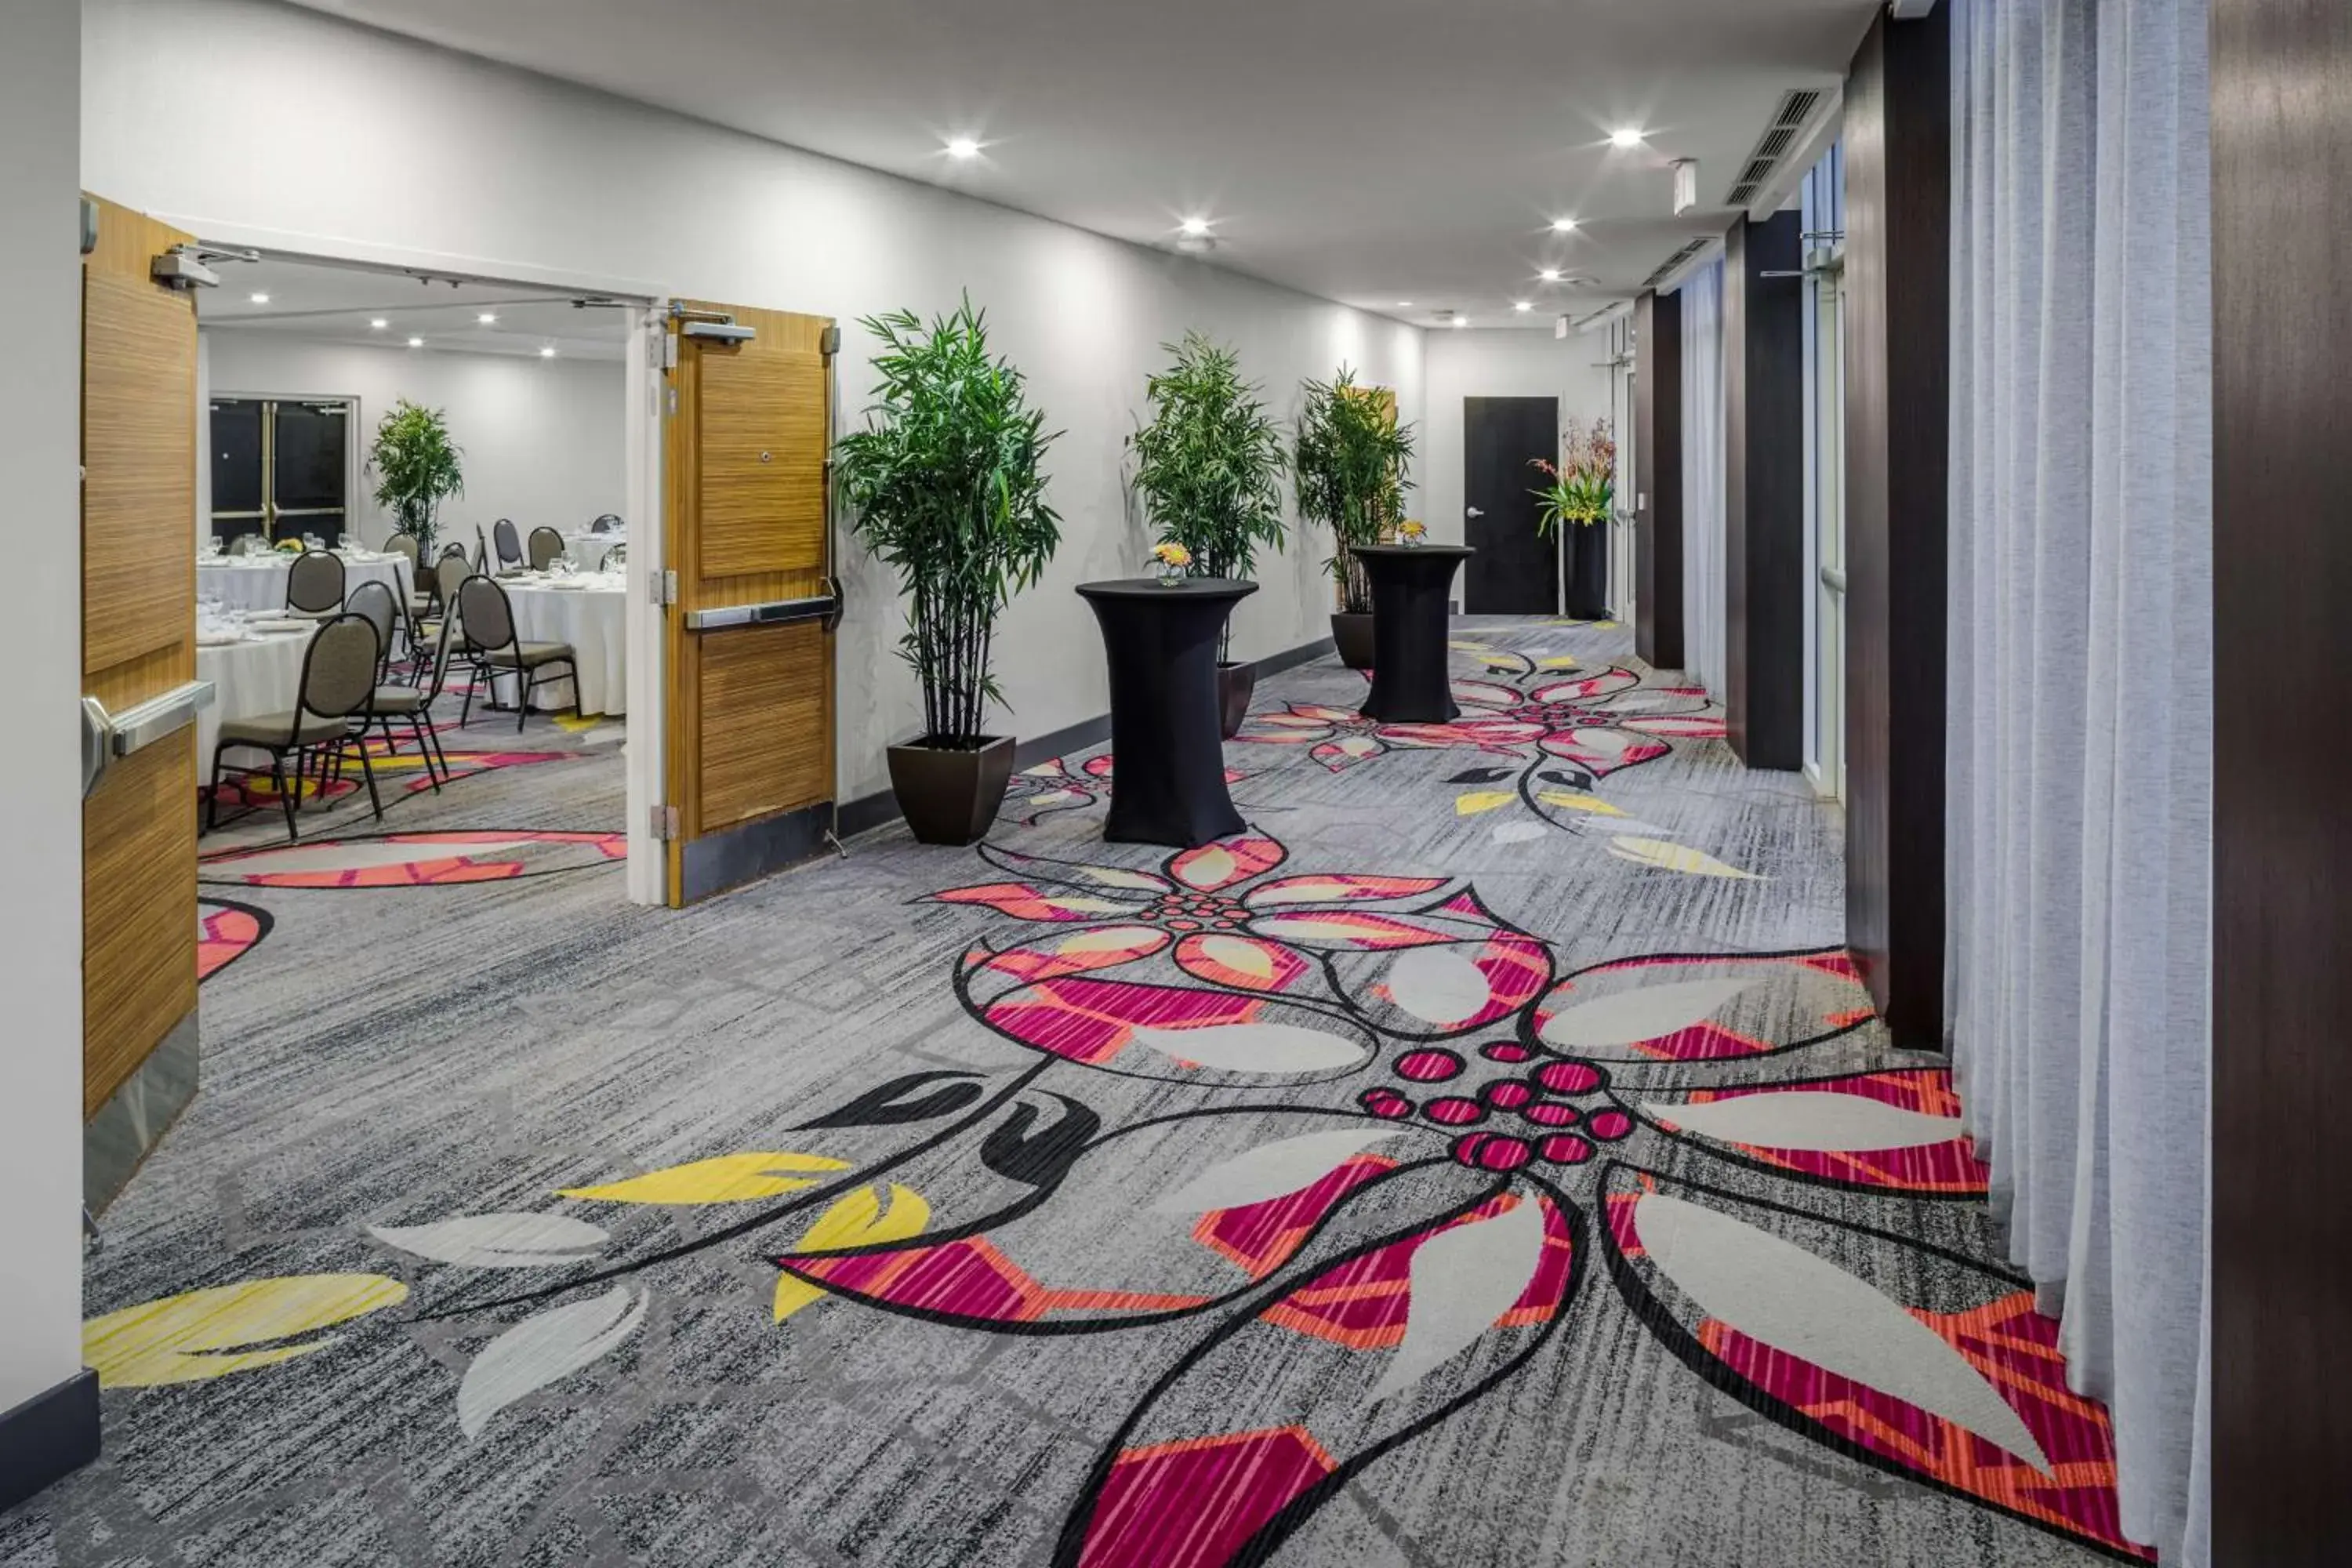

{"left": 661, "top": 331, "right": 681, "bottom": 371}
{"left": 649, "top": 568, "right": 678, "bottom": 608}
{"left": 649, "top": 804, "right": 681, "bottom": 840}
{"left": 819, "top": 324, "right": 840, "bottom": 357}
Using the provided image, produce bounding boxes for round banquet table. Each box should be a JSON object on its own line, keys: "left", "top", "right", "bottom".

{"left": 198, "top": 554, "right": 408, "bottom": 615}
{"left": 194, "top": 624, "right": 320, "bottom": 764}
{"left": 1353, "top": 544, "right": 1475, "bottom": 723}
{"left": 497, "top": 575, "right": 628, "bottom": 716}
{"left": 1076, "top": 576, "right": 1258, "bottom": 848}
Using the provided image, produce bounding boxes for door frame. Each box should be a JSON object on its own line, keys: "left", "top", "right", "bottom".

{"left": 1461, "top": 394, "right": 1563, "bottom": 615}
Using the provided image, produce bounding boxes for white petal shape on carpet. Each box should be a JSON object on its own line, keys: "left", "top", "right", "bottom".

{"left": 1541, "top": 977, "right": 1754, "bottom": 1050}
{"left": 1131, "top": 1022, "right": 1364, "bottom": 1074}
{"left": 1634, "top": 1196, "right": 2049, "bottom": 1470}
{"left": 1370, "top": 1196, "right": 1546, "bottom": 1402}
{"left": 1643, "top": 1093, "right": 1966, "bottom": 1152}
{"left": 458, "top": 1283, "right": 647, "bottom": 1439}
{"left": 1385, "top": 948, "right": 1493, "bottom": 1025}
{"left": 369, "top": 1213, "right": 608, "bottom": 1269}
{"left": 1151, "top": 1127, "right": 1406, "bottom": 1214}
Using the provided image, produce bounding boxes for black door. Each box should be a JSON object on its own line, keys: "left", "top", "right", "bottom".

{"left": 1462, "top": 396, "right": 1559, "bottom": 614}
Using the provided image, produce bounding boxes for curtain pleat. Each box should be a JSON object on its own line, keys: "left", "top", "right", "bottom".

{"left": 1944, "top": 2, "right": 2210, "bottom": 1562}
{"left": 1676, "top": 257, "right": 1728, "bottom": 695}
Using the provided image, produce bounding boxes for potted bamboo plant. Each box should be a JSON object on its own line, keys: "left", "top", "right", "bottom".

{"left": 1532, "top": 416, "right": 1616, "bottom": 619}
{"left": 837, "top": 297, "right": 1062, "bottom": 844}
{"left": 1127, "top": 332, "right": 1289, "bottom": 736}
{"left": 1295, "top": 368, "right": 1414, "bottom": 670}
{"left": 368, "top": 398, "right": 464, "bottom": 575}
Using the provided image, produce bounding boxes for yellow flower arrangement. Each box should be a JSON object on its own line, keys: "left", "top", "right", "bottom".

{"left": 1397, "top": 519, "right": 1427, "bottom": 545}
{"left": 1151, "top": 541, "right": 1193, "bottom": 569}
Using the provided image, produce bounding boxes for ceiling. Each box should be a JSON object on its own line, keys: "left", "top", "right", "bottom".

{"left": 289, "top": 0, "right": 1876, "bottom": 328}
{"left": 198, "top": 255, "right": 630, "bottom": 360}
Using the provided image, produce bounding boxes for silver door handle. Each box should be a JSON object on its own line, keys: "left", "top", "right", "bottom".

{"left": 1465, "top": 506, "right": 1485, "bottom": 518}
{"left": 81, "top": 681, "right": 216, "bottom": 798}
{"left": 1820, "top": 565, "right": 1848, "bottom": 595}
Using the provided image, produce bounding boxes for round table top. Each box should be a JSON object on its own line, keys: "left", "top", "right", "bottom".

{"left": 1076, "top": 576, "right": 1261, "bottom": 602}
{"left": 1350, "top": 543, "right": 1475, "bottom": 560}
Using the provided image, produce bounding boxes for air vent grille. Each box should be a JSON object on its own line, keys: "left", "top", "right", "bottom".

{"left": 1723, "top": 87, "right": 1828, "bottom": 207}
{"left": 1642, "top": 238, "right": 1711, "bottom": 291}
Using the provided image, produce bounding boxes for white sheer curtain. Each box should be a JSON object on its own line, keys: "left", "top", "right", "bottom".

{"left": 1677, "top": 256, "right": 1727, "bottom": 695}
{"left": 1945, "top": 2, "right": 2210, "bottom": 1562}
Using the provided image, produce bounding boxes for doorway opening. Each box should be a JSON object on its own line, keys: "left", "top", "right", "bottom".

{"left": 1461, "top": 395, "right": 1560, "bottom": 615}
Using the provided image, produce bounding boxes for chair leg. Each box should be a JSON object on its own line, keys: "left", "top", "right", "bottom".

{"left": 517, "top": 670, "right": 532, "bottom": 732}
{"left": 412, "top": 717, "right": 442, "bottom": 791}
{"left": 205, "top": 746, "right": 224, "bottom": 833}
{"left": 354, "top": 732, "right": 385, "bottom": 821}
{"left": 273, "top": 754, "right": 299, "bottom": 841}
{"left": 460, "top": 671, "right": 477, "bottom": 728}
{"left": 426, "top": 715, "right": 454, "bottom": 779}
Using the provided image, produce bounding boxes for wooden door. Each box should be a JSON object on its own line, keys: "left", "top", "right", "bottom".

{"left": 1462, "top": 396, "right": 1562, "bottom": 614}
{"left": 662, "top": 303, "right": 838, "bottom": 906}
{"left": 82, "top": 197, "right": 201, "bottom": 1187}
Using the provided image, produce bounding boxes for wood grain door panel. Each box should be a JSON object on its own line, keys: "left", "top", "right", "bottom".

{"left": 697, "top": 348, "right": 827, "bottom": 581}
{"left": 692, "top": 621, "right": 832, "bottom": 832}
{"left": 82, "top": 195, "right": 199, "bottom": 1117}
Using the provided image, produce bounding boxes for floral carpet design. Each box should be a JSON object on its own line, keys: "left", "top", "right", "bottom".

{"left": 1000, "top": 753, "right": 1249, "bottom": 827}
{"left": 24, "top": 619, "right": 2147, "bottom": 1568}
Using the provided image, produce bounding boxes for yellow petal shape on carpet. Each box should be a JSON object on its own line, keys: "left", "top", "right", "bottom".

{"left": 84, "top": 1272, "right": 408, "bottom": 1388}
{"left": 773, "top": 1184, "right": 931, "bottom": 1321}
{"left": 1536, "top": 789, "right": 1624, "bottom": 817}
{"left": 1454, "top": 791, "right": 1515, "bottom": 815}
{"left": 1607, "top": 837, "right": 1759, "bottom": 879}
{"left": 1538, "top": 655, "right": 1581, "bottom": 670}
{"left": 558, "top": 1152, "right": 850, "bottom": 1205}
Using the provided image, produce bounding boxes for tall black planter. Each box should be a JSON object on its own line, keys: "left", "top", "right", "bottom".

{"left": 1566, "top": 524, "right": 1610, "bottom": 620}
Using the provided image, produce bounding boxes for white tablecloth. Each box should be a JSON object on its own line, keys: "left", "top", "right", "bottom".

{"left": 563, "top": 532, "right": 626, "bottom": 572}
{"left": 195, "top": 626, "right": 320, "bottom": 763}
{"left": 198, "top": 554, "right": 409, "bottom": 615}
{"left": 499, "top": 578, "right": 627, "bottom": 716}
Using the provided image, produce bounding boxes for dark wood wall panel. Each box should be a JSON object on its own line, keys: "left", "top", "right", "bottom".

{"left": 1842, "top": 7, "right": 1951, "bottom": 1047}
{"left": 1723, "top": 212, "right": 1806, "bottom": 770}
{"left": 1635, "top": 289, "right": 1685, "bottom": 669}
{"left": 2212, "top": 1, "right": 2352, "bottom": 1559}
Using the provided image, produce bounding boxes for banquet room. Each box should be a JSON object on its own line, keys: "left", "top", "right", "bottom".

{"left": 191, "top": 254, "right": 633, "bottom": 833}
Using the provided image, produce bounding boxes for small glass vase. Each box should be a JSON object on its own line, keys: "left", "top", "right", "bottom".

{"left": 1399, "top": 532, "right": 1425, "bottom": 549}
{"left": 1156, "top": 565, "right": 1185, "bottom": 586}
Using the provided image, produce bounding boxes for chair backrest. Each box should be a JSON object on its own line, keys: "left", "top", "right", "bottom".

{"left": 382, "top": 532, "right": 420, "bottom": 571}
{"left": 297, "top": 614, "right": 380, "bottom": 720}
{"left": 415, "top": 603, "right": 460, "bottom": 702}
{"left": 590, "top": 514, "right": 622, "bottom": 534}
{"left": 434, "top": 553, "right": 474, "bottom": 612}
{"left": 345, "top": 579, "right": 399, "bottom": 671}
{"left": 527, "top": 526, "right": 567, "bottom": 572}
{"left": 602, "top": 543, "right": 626, "bottom": 570}
{"left": 285, "top": 549, "right": 347, "bottom": 613}
{"left": 492, "top": 518, "right": 522, "bottom": 567}
{"left": 456, "top": 574, "right": 517, "bottom": 655}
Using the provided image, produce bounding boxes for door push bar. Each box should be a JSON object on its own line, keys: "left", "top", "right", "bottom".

{"left": 682, "top": 577, "right": 846, "bottom": 633}
{"left": 82, "top": 681, "right": 216, "bottom": 799}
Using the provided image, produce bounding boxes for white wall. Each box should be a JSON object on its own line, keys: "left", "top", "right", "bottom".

{"left": 1421, "top": 327, "right": 1614, "bottom": 548}
{"left": 0, "top": 0, "right": 88, "bottom": 1420}
{"left": 82, "top": 0, "right": 1425, "bottom": 802}
{"left": 200, "top": 332, "right": 627, "bottom": 550}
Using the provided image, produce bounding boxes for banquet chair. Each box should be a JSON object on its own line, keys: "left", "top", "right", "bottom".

{"left": 381, "top": 532, "right": 431, "bottom": 652}
{"left": 365, "top": 609, "right": 457, "bottom": 792}
{"left": 456, "top": 575, "right": 578, "bottom": 733}
{"left": 589, "top": 514, "right": 622, "bottom": 534}
{"left": 285, "top": 548, "right": 347, "bottom": 620}
{"left": 475, "top": 524, "right": 492, "bottom": 572}
{"left": 527, "top": 526, "right": 567, "bottom": 572}
{"left": 492, "top": 518, "right": 524, "bottom": 571}
{"left": 346, "top": 579, "right": 402, "bottom": 683}
{"left": 205, "top": 613, "right": 383, "bottom": 841}
{"left": 417, "top": 552, "right": 475, "bottom": 648}
{"left": 602, "top": 543, "right": 626, "bottom": 569}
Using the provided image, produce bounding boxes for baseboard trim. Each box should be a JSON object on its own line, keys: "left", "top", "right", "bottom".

{"left": 85, "top": 1009, "right": 199, "bottom": 1215}
{"left": 0, "top": 1369, "right": 99, "bottom": 1512}
{"left": 838, "top": 633, "right": 1336, "bottom": 844}
{"left": 679, "top": 802, "right": 834, "bottom": 903}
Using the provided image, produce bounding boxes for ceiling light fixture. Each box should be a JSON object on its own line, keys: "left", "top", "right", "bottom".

{"left": 1179, "top": 216, "right": 1212, "bottom": 238}
{"left": 1396, "top": 300, "right": 1414, "bottom": 308}
{"left": 249, "top": 292, "right": 270, "bottom": 304}
{"left": 1550, "top": 217, "right": 1579, "bottom": 234}
{"left": 368, "top": 318, "right": 388, "bottom": 330}
{"left": 406, "top": 336, "right": 424, "bottom": 348}
{"left": 477, "top": 312, "right": 498, "bottom": 325}
{"left": 1539, "top": 268, "right": 1562, "bottom": 282}
{"left": 1610, "top": 127, "right": 1646, "bottom": 149}
{"left": 539, "top": 347, "right": 557, "bottom": 358}
{"left": 1513, "top": 300, "right": 1534, "bottom": 312}
{"left": 946, "top": 136, "right": 982, "bottom": 160}
{"left": 1453, "top": 318, "right": 1469, "bottom": 328}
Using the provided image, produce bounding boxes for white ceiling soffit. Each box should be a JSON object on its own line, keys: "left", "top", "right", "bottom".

{"left": 291, "top": 0, "right": 1882, "bottom": 328}
{"left": 198, "top": 254, "right": 630, "bottom": 361}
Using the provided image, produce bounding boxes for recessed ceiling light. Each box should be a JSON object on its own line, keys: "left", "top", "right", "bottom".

{"left": 1539, "top": 268, "right": 1562, "bottom": 282}
{"left": 1453, "top": 318, "right": 1469, "bottom": 328}
{"left": 477, "top": 312, "right": 498, "bottom": 325}
{"left": 368, "top": 318, "right": 388, "bottom": 330}
{"left": 946, "top": 136, "right": 982, "bottom": 160}
{"left": 249, "top": 292, "right": 270, "bottom": 305}
{"left": 1179, "top": 216, "right": 1212, "bottom": 238}
{"left": 1396, "top": 300, "right": 1414, "bottom": 308}
{"left": 1513, "top": 301, "right": 1534, "bottom": 312}
{"left": 406, "top": 336, "right": 424, "bottom": 348}
{"left": 539, "top": 347, "right": 557, "bottom": 358}
{"left": 1550, "top": 217, "right": 1579, "bottom": 234}
{"left": 1610, "top": 127, "right": 1646, "bottom": 149}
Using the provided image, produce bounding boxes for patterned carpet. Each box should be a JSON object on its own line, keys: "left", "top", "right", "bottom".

{"left": 4, "top": 619, "right": 2148, "bottom": 1568}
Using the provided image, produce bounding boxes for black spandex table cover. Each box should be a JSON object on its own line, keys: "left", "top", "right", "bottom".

{"left": 1076, "top": 576, "right": 1259, "bottom": 848}
{"left": 1353, "top": 543, "right": 1475, "bottom": 723}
